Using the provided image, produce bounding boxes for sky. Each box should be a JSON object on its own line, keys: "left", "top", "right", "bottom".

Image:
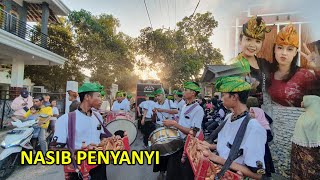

{"left": 61, "top": 0, "right": 320, "bottom": 77}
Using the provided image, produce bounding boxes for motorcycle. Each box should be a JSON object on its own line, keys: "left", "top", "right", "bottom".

{"left": 0, "top": 116, "right": 53, "bottom": 179}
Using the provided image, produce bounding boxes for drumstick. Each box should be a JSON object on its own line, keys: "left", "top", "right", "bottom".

{"left": 155, "top": 109, "right": 168, "bottom": 121}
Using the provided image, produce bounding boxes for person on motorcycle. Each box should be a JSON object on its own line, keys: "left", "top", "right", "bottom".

{"left": 43, "top": 94, "right": 51, "bottom": 107}
{"left": 22, "top": 106, "right": 41, "bottom": 153}
{"left": 10, "top": 89, "right": 33, "bottom": 118}
{"left": 23, "top": 96, "right": 53, "bottom": 155}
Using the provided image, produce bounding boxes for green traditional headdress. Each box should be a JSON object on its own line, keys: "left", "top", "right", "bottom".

{"left": 116, "top": 91, "right": 125, "bottom": 97}
{"left": 154, "top": 88, "right": 165, "bottom": 95}
{"left": 167, "top": 94, "right": 174, "bottom": 100}
{"left": 78, "top": 82, "right": 105, "bottom": 94}
{"left": 183, "top": 82, "right": 201, "bottom": 92}
{"left": 146, "top": 93, "right": 155, "bottom": 98}
{"left": 215, "top": 76, "right": 251, "bottom": 92}
{"left": 173, "top": 90, "right": 183, "bottom": 96}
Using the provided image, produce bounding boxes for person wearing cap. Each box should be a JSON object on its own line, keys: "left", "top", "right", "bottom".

{"left": 126, "top": 94, "right": 135, "bottom": 110}
{"left": 152, "top": 88, "right": 178, "bottom": 126}
{"left": 23, "top": 96, "right": 53, "bottom": 155}
{"left": 99, "top": 91, "right": 111, "bottom": 113}
{"left": 111, "top": 91, "right": 130, "bottom": 112}
{"left": 137, "top": 97, "right": 147, "bottom": 129}
{"left": 67, "top": 85, "right": 80, "bottom": 112}
{"left": 141, "top": 93, "right": 157, "bottom": 148}
{"left": 163, "top": 82, "right": 204, "bottom": 180}
{"left": 122, "top": 91, "right": 130, "bottom": 109}
{"left": 11, "top": 89, "right": 33, "bottom": 118}
{"left": 198, "top": 76, "right": 267, "bottom": 179}
{"left": 167, "top": 94, "right": 174, "bottom": 101}
{"left": 173, "top": 90, "right": 186, "bottom": 120}
{"left": 230, "top": 16, "right": 272, "bottom": 106}
{"left": 54, "top": 82, "right": 112, "bottom": 180}
{"left": 152, "top": 88, "right": 178, "bottom": 178}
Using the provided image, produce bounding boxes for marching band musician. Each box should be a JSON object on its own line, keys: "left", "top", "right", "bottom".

{"left": 53, "top": 82, "right": 113, "bottom": 180}
{"left": 152, "top": 88, "right": 178, "bottom": 179}
{"left": 111, "top": 91, "right": 130, "bottom": 112}
{"left": 198, "top": 76, "right": 267, "bottom": 179}
{"left": 141, "top": 93, "right": 157, "bottom": 148}
{"left": 173, "top": 90, "right": 186, "bottom": 120}
{"left": 163, "top": 82, "right": 204, "bottom": 180}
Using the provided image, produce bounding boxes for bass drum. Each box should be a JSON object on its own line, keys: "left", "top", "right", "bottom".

{"left": 105, "top": 119, "right": 137, "bottom": 145}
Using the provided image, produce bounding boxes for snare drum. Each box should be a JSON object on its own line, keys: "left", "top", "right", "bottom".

{"left": 149, "top": 127, "right": 184, "bottom": 156}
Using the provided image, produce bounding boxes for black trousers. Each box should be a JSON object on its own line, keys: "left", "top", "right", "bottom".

{"left": 68, "top": 164, "right": 107, "bottom": 180}
{"left": 153, "top": 155, "right": 170, "bottom": 172}
{"left": 141, "top": 120, "right": 156, "bottom": 146}
{"left": 166, "top": 149, "right": 194, "bottom": 180}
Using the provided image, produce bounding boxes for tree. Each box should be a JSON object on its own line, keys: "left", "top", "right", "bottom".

{"left": 68, "top": 10, "right": 135, "bottom": 90}
{"left": 137, "top": 12, "right": 223, "bottom": 88}
{"left": 24, "top": 18, "right": 84, "bottom": 92}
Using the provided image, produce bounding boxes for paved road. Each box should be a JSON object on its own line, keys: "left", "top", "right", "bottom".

{"left": 0, "top": 122, "right": 287, "bottom": 180}
{"left": 0, "top": 110, "right": 159, "bottom": 180}
{"left": 0, "top": 128, "right": 159, "bottom": 180}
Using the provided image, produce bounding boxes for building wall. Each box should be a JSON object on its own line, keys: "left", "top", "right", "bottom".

{"left": 268, "top": 105, "right": 304, "bottom": 178}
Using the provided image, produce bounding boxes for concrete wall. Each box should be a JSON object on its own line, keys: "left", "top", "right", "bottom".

{"left": 269, "top": 105, "right": 304, "bottom": 178}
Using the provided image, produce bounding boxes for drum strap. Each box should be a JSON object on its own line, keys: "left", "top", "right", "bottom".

{"left": 215, "top": 114, "right": 251, "bottom": 179}
{"left": 208, "top": 120, "right": 227, "bottom": 144}
{"left": 184, "top": 103, "right": 198, "bottom": 116}
{"left": 92, "top": 112, "right": 113, "bottom": 137}
{"left": 67, "top": 111, "right": 83, "bottom": 179}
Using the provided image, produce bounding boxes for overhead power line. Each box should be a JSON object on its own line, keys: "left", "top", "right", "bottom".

{"left": 144, "top": 0, "right": 153, "bottom": 28}
{"left": 174, "top": 0, "right": 177, "bottom": 30}
{"left": 166, "top": 0, "right": 170, "bottom": 29}
{"left": 191, "top": 0, "right": 200, "bottom": 17}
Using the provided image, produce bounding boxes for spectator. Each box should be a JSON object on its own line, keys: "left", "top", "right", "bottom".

{"left": 23, "top": 96, "right": 52, "bottom": 155}
{"left": 204, "top": 97, "right": 227, "bottom": 133}
{"left": 11, "top": 89, "right": 33, "bottom": 118}
{"left": 249, "top": 107, "right": 275, "bottom": 178}
{"left": 247, "top": 96, "right": 273, "bottom": 124}
{"left": 205, "top": 99, "right": 213, "bottom": 110}
{"left": 43, "top": 94, "right": 51, "bottom": 107}
{"left": 50, "top": 99, "right": 59, "bottom": 133}
{"left": 67, "top": 89, "right": 80, "bottom": 112}
{"left": 23, "top": 106, "right": 40, "bottom": 153}
{"left": 246, "top": 96, "right": 260, "bottom": 108}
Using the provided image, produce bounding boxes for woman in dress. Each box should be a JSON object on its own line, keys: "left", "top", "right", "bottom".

{"left": 231, "top": 16, "right": 272, "bottom": 105}
{"left": 291, "top": 95, "right": 320, "bottom": 179}
{"left": 267, "top": 24, "right": 320, "bottom": 107}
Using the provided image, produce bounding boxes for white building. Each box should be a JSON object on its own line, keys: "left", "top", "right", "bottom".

{"left": 0, "top": 0, "right": 70, "bottom": 99}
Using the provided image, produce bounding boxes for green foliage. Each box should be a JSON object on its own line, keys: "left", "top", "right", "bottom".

{"left": 137, "top": 12, "right": 223, "bottom": 88}
{"left": 68, "top": 10, "right": 136, "bottom": 92}
{"left": 24, "top": 18, "right": 84, "bottom": 92}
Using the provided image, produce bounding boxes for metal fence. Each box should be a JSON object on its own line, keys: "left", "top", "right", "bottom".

{"left": 0, "top": 8, "right": 66, "bottom": 57}
{"left": 0, "top": 98, "right": 13, "bottom": 129}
